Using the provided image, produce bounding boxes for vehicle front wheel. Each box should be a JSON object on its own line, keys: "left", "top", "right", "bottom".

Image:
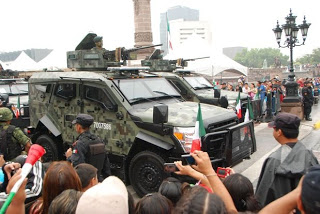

{"left": 129, "top": 151, "right": 165, "bottom": 197}
{"left": 35, "top": 134, "right": 58, "bottom": 162}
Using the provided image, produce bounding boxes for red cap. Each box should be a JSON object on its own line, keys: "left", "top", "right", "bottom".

{"left": 25, "top": 144, "right": 46, "bottom": 165}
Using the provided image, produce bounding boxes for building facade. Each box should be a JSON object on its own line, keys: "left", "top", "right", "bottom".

{"left": 169, "top": 20, "right": 212, "bottom": 49}
{"left": 223, "top": 47, "right": 246, "bottom": 60}
{"left": 160, "top": 6, "right": 199, "bottom": 55}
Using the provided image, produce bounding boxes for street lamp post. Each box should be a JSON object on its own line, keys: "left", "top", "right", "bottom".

{"left": 273, "top": 9, "right": 311, "bottom": 103}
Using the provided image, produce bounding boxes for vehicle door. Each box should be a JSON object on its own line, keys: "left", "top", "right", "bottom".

{"left": 48, "top": 82, "right": 80, "bottom": 144}
{"left": 80, "top": 83, "right": 125, "bottom": 155}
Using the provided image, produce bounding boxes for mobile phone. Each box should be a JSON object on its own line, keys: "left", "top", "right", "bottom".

{"left": 216, "top": 167, "right": 231, "bottom": 178}
{"left": 181, "top": 154, "right": 196, "bottom": 165}
{"left": 164, "top": 163, "right": 178, "bottom": 172}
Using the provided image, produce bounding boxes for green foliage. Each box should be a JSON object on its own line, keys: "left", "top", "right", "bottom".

{"left": 296, "top": 48, "right": 320, "bottom": 65}
{"left": 234, "top": 48, "right": 289, "bottom": 68}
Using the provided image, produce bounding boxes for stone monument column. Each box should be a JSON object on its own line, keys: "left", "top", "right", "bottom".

{"left": 133, "top": 0, "right": 154, "bottom": 59}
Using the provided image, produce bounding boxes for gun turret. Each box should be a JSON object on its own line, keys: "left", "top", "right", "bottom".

{"left": 141, "top": 49, "right": 210, "bottom": 72}
{"left": 67, "top": 33, "right": 162, "bottom": 71}
{"left": 176, "top": 56, "right": 210, "bottom": 68}
{"left": 103, "top": 44, "right": 162, "bottom": 62}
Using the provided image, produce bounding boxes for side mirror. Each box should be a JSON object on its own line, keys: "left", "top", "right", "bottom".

{"left": 220, "top": 96, "right": 229, "bottom": 108}
{"left": 214, "top": 89, "right": 221, "bottom": 98}
{"left": 153, "top": 104, "right": 168, "bottom": 124}
{"left": 20, "top": 106, "right": 29, "bottom": 117}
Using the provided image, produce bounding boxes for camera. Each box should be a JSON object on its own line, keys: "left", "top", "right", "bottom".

{"left": 163, "top": 163, "right": 179, "bottom": 172}
{"left": 216, "top": 167, "right": 231, "bottom": 178}
{"left": 181, "top": 154, "right": 195, "bottom": 165}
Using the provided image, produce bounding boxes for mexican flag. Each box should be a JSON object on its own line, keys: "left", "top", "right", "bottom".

{"left": 166, "top": 13, "right": 173, "bottom": 50}
{"left": 15, "top": 95, "right": 20, "bottom": 118}
{"left": 244, "top": 98, "right": 254, "bottom": 122}
{"left": 191, "top": 103, "right": 206, "bottom": 152}
{"left": 236, "top": 91, "right": 242, "bottom": 119}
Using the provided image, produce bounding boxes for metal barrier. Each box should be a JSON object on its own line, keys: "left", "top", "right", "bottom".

{"left": 251, "top": 99, "right": 262, "bottom": 120}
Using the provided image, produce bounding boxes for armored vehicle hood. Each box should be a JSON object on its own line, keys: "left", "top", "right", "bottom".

{"left": 129, "top": 101, "right": 236, "bottom": 127}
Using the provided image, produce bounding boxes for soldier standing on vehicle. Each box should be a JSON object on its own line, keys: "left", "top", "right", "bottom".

{"left": 66, "top": 114, "right": 111, "bottom": 181}
{"left": 302, "top": 80, "right": 313, "bottom": 121}
{"left": 91, "top": 36, "right": 106, "bottom": 51}
{"left": 0, "top": 107, "right": 31, "bottom": 161}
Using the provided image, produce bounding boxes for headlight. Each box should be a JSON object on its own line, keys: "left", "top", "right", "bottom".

{"left": 174, "top": 127, "right": 195, "bottom": 153}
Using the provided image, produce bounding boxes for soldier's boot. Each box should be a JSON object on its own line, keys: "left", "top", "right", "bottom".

{"left": 306, "top": 115, "right": 312, "bottom": 121}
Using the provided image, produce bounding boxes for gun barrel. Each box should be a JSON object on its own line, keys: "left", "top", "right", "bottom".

{"left": 183, "top": 56, "right": 210, "bottom": 61}
{"left": 124, "top": 44, "right": 162, "bottom": 53}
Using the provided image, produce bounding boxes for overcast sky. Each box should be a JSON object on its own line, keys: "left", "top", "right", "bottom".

{"left": 1, "top": 0, "right": 319, "bottom": 59}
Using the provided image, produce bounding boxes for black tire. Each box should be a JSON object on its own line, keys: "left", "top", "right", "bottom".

{"left": 36, "top": 135, "right": 59, "bottom": 162}
{"left": 129, "top": 151, "right": 165, "bottom": 197}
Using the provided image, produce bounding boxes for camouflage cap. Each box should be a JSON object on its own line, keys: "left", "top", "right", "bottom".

{"left": 0, "top": 107, "right": 13, "bottom": 121}
{"left": 72, "top": 114, "right": 94, "bottom": 127}
{"left": 93, "top": 36, "right": 103, "bottom": 43}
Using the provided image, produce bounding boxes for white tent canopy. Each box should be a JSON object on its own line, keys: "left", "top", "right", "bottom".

{"left": 37, "top": 49, "right": 67, "bottom": 70}
{"left": 165, "top": 34, "right": 248, "bottom": 76}
{"left": 0, "top": 59, "right": 4, "bottom": 69}
{"left": 6, "top": 51, "right": 39, "bottom": 71}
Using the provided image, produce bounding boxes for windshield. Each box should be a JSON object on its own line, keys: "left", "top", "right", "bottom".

{"left": 114, "top": 78, "right": 181, "bottom": 103}
{"left": 183, "top": 76, "right": 213, "bottom": 89}
{"left": 0, "top": 82, "right": 29, "bottom": 95}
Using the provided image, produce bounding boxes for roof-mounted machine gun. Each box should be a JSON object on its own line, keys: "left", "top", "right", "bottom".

{"left": 141, "top": 49, "right": 209, "bottom": 72}
{"left": 67, "top": 33, "right": 162, "bottom": 71}
{"left": 103, "top": 44, "right": 162, "bottom": 63}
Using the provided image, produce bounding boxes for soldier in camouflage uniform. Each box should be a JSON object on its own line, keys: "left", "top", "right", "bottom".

{"left": 0, "top": 107, "right": 31, "bottom": 161}
{"left": 66, "top": 114, "right": 111, "bottom": 180}
{"left": 91, "top": 36, "right": 106, "bottom": 51}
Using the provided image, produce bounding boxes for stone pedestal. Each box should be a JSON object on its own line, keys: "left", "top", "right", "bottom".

{"left": 132, "top": 0, "right": 154, "bottom": 60}
{"left": 280, "top": 102, "right": 304, "bottom": 120}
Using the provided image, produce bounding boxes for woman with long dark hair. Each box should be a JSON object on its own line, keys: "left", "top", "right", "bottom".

{"left": 29, "top": 161, "right": 82, "bottom": 214}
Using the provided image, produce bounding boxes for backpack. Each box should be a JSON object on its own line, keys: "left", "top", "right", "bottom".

{"left": 83, "top": 134, "right": 106, "bottom": 178}
{"left": 0, "top": 125, "right": 21, "bottom": 161}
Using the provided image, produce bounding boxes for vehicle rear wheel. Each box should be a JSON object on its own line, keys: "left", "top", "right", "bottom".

{"left": 129, "top": 151, "right": 165, "bottom": 197}
{"left": 36, "top": 135, "right": 58, "bottom": 162}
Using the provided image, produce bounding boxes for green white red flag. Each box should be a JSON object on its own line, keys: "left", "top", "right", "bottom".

{"left": 244, "top": 98, "right": 254, "bottom": 122}
{"left": 236, "top": 91, "right": 242, "bottom": 119}
{"left": 191, "top": 103, "right": 206, "bottom": 152}
{"left": 15, "top": 95, "right": 20, "bottom": 118}
{"left": 166, "top": 13, "right": 173, "bottom": 50}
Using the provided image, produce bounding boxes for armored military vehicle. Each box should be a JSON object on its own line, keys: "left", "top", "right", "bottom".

{"left": 141, "top": 49, "right": 248, "bottom": 110}
{"left": 0, "top": 78, "right": 30, "bottom": 129}
{"left": 158, "top": 69, "right": 248, "bottom": 109}
{"left": 28, "top": 34, "right": 256, "bottom": 197}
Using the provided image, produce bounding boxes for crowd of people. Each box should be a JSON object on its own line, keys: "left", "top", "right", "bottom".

{"left": 218, "top": 76, "right": 320, "bottom": 121}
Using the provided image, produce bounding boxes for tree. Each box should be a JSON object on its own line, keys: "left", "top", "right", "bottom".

{"left": 296, "top": 48, "right": 320, "bottom": 65}
{"left": 234, "top": 48, "right": 289, "bottom": 68}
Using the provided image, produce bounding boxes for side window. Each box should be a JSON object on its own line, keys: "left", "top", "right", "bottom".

{"left": 84, "top": 85, "right": 114, "bottom": 110}
{"left": 54, "top": 83, "right": 75, "bottom": 100}
{"left": 35, "top": 84, "right": 52, "bottom": 93}
{"left": 169, "top": 80, "right": 187, "bottom": 95}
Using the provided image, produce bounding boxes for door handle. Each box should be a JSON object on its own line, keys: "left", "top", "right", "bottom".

{"left": 87, "top": 110, "right": 94, "bottom": 113}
